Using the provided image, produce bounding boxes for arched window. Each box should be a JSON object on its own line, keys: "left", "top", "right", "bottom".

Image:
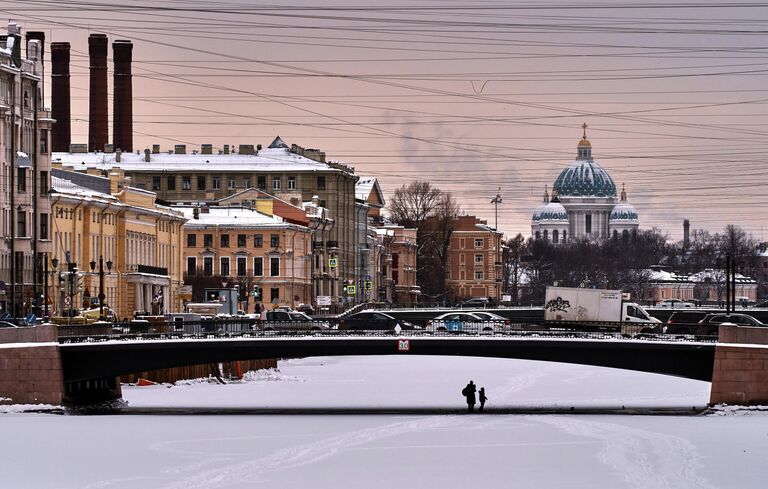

{"left": 543, "top": 230, "right": 548, "bottom": 241}
{"left": 622, "top": 229, "right": 630, "bottom": 242}
{"left": 613, "top": 230, "right": 618, "bottom": 239}
{"left": 553, "top": 230, "right": 559, "bottom": 244}
{"left": 535, "top": 231, "right": 541, "bottom": 240}
{"left": 562, "top": 230, "right": 567, "bottom": 243}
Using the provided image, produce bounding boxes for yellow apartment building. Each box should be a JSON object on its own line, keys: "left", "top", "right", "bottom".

{"left": 50, "top": 167, "right": 186, "bottom": 320}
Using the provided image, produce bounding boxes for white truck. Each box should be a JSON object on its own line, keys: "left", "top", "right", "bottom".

{"left": 544, "top": 286, "right": 661, "bottom": 332}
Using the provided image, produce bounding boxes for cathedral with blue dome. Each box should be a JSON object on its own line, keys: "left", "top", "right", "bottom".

{"left": 531, "top": 125, "right": 639, "bottom": 244}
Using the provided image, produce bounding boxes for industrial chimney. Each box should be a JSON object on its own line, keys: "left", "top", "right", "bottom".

{"left": 112, "top": 40, "right": 133, "bottom": 152}
{"left": 50, "top": 42, "right": 71, "bottom": 152}
{"left": 683, "top": 219, "right": 690, "bottom": 250}
{"left": 88, "top": 33, "right": 108, "bottom": 152}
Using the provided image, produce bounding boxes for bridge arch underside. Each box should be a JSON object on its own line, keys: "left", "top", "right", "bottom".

{"left": 60, "top": 338, "right": 716, "bottom": 384}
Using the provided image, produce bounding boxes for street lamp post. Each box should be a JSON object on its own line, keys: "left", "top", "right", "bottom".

{"left": 90, "top": 255, "right": 109, "bottom": 320}
{"left": 490, "top": 188, "right": 502, "bottom": 231}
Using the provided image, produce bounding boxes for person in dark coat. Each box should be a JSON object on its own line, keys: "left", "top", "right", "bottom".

{"left": 462, "top": 380, "right": 477, "bottom": 412}
{"left": 478, "top": 387, "right": 488, "bottom": 412}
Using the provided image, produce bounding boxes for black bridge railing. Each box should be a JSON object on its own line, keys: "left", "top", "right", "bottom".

{"left": 55, "top": 319, "right": 717, "bottom": 344}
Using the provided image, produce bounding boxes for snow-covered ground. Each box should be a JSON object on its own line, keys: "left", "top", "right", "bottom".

{"left": 1, "top": 356, "right": 767, "bottom": 488}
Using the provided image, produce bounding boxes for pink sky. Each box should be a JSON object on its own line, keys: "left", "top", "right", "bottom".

{"left": 5, "top": 0, "right": 768, "bottom": 241}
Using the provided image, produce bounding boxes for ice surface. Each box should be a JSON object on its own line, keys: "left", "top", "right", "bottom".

{"left": 1, "top": 356, "right": 767, "bottom": 489}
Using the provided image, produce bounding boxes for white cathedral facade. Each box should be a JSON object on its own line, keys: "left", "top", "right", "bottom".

{"left": 531, "top": 126, "right": 640, "bottom": 244}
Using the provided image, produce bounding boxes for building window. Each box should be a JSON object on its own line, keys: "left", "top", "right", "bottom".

{"left": 474, "top": 254, "right": 483, "bottom": 264}
{"left": 585, "top": 214, "right": 592, "bottom": 234}
{"left": 228, "top": 178, "right": 236, "bottom": 190}
{"left": 553, "top": 230, "right": 559, "bottom": 244}
{"left": 39, "top": 129, "right": 48, "bottom": 154}
{"left": 40, "top": 171, "right": 48, "bottom": 195}
{"left": 270, "top": 257, "right": 280, "bottom": 277}
{"left": 535, "top": 231, "right": 541, "bottom": 240}
{"left": 167, "top": 176, "right": 176, "bottom": 190}
{"left": 17, "top": 168, "right": 26, "bottom": 193}
{"left": 220, "top": 257, "right": 230, "bottom": 276}
{"left": 221, "top": 234, "right": 230, "bottom": 247}
{"left": 475, "top": 238, "right": 483, "bottom": 248}
{"left": 187, "top": 234, "right": 197, "bottom": 247}
{"left": 257, "top": 175, "right": 266, "bottom": 190}
{"left": 212, "top": 176, "right": 220, "bottom": 190}
{"left": 195, "top": 175, "right": 205, "bottom": 190}
{"left": 40, "top": 213, "right": 48, "bottom": 240}
{"left": 270, "top": 234, "right": 279, "bottom": 248}
{"left": 17, "top": 209, "right": 26, "bottom": 237}
{"left": 475, "top": 271, "right": 484, "bottom": 280}
{"left": 203, "top": 234, "right": 213, "bottom": 247}
{"left": 270, "top": 287, "right": 280, "bottom": 302}
{"left": 317, "top": 176, "right": 326, "bottom": 190}
{"left": 288, "top": 176, "right": 296, "bottom": 190}
{"left": 203, "top": 257, "right": 213, "bottom": 276}
{"left": 237, "top": 234, "right": 247, "bottom": 247}
{"left": 254, "top": 234, "right": 263, "bottom": 247}
{"left": 187, "top": 257, "right": 197, "bottom": 275}
{"left": 273, "top": 176, "right": 281, "bottom": 190}
{"left": 237, "top": 257, "right": 246, "bottom": 276}
{"left": 182, "top": 176, "right": 191, "bottom": 190}
{"left": 562, "top": 231, "right": 567, "bottom": 243}
{"left": 244, "top": 178, "right": 251, "bottom": 189}
{"left": 253, "top": 257, "right": 263, "bottom": 276}
{"left": 543, "top": 230, "right": 548, "bottom": 241}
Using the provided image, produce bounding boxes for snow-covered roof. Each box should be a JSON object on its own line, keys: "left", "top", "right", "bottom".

{"left": 646, "top": 269, "right": 688, "bottom": 283}
{"left": 51, "top": 175, "right": 116, "bottom": 202}
{"left": 52, "top": 146, "right": 339, "bottom": 173}
{"left": 689, "top": 269, "right": 756, "bottom": 284}
{"left": 181, "top": 206, "right": 300, "bottom": 229}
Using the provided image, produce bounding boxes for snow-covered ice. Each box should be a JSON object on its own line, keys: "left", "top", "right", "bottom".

{"left": 1, "top": 356, "right": 767, "bottom": 488}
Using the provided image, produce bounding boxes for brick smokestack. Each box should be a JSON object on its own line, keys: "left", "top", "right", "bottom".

{"left": 88, "top": 33, "right": 108, "bottom": 152}
{"left": 683, "top": 219, "right": 690, "bottom": 250}
{"left": 112, "top": 40, "right": 133, "bottom": 152}
{"left": 51, "top": 42, "right": 71, "bottom": 152}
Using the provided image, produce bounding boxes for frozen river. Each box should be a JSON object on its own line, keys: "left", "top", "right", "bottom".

{"left": 1, "top": 356, "right": 767, "bottom": 488}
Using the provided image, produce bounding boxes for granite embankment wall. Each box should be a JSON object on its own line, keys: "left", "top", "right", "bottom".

{"left": 710, "top": 324, "right": 768, "bottom": 405}
{"left": 0, "top": 325, "right": 64, "bottom": 405}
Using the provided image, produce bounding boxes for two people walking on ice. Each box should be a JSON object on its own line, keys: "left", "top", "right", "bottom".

{"left": 462, "top": 380, "right": 488, "bottom": 413}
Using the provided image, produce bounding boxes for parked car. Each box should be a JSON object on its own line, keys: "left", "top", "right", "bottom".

{"left": 261, "top": 310, "right": 329, "bottom": 331}
{"left": 754, "top": 300, "right": 768, "bottom": 308}
{"left": 463, "top": 311, "right": 510, "bottom": 330}
{"left": 0, "top": 321, "right": 19, "bottom": 328}
{"left": 700, "top": 313, "right": 764, "bottom": 329}
{"left": 663, "top": 310, "right": 711, "bottom": 334}
{"left": 426, "top": 312, "right": 501, "bottom": 333}
{"left": 337, "top": 312, "right": 415, "bottom": 331}
{"left": 460, "top": 297, "right": 491, "bottom": 308}
{"left": 657, "top": 298, "right": 695, "bottom": 309}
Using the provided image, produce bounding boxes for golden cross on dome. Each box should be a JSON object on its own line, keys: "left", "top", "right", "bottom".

{"left": 582, "top": 122, "right": 588, "bottom": 139}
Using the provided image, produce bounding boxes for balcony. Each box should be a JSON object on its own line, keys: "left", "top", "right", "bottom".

{"left": 312, "top": 241, "right": 325, "bottom": 250}
{"left": 326, "top": 240, "right": 339, "bottom": 250}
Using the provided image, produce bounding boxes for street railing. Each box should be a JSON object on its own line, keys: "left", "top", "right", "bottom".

{"left": 55, "top": 318, "right": 717, "bottom": 344}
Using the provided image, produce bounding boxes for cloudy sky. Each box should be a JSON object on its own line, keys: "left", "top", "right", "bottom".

{"left": 4, "top": 0, "right": 768, "bottom": 240}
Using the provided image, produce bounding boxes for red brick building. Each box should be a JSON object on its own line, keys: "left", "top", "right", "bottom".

{"left": 445, "top": 216, "right": 503, "bottom": 302}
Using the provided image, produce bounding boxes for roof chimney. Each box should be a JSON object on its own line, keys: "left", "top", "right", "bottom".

{"left": 50, "top": 42, "right": 71, "bottom": 152}
{"left": 88, "top": 34, "right": 108, "bottom": 153}
{"left": 144, "top": 148, "right": 150, "bottom": 162}
{"left": 152, "top": 144, "right": 160, "bottom": 154}
{"left": 25, "top": 31, "right": 45, "bottom": 61}
{"left": 223, "top": 144, "right": 230, "bottom": 155}
{"left": 112, "top": 40, "right": 133, "bottom": 152}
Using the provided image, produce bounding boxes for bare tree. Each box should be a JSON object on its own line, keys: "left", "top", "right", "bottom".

{"left": 387, "top": 181, "right": 442, "bottom": 229}
{"left": 502, "top": 233, "right": 526, "bottom": 304}
{"left": 387, "top": 181, "right": 460, "bottom": 300}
